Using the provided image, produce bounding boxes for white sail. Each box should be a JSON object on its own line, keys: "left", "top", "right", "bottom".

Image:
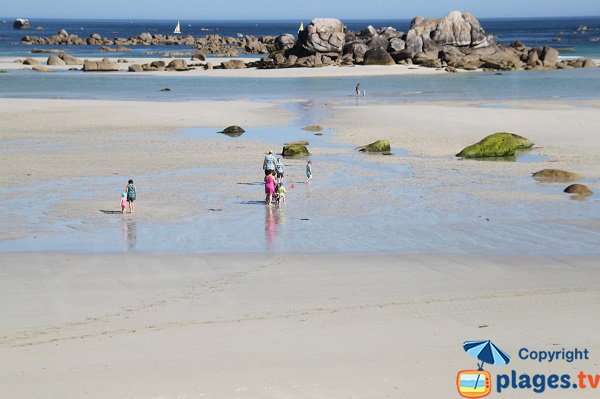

{"left": 298, "top": 21, "right": 304, "bottom": 33}
{"left": 174, "top": 20, "right": 181, "bottom": 34}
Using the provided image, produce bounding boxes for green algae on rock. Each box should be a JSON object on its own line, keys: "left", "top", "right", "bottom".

{"left": 456, "top": 132, "right": 533, "bottom": 158}
{"left": 282, "top": 144, "right": 310, "bottom": 157}
{"left": 358, "top": 140, "right": 391, "bottom": 153}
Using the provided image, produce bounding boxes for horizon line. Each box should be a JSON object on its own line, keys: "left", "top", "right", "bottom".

{"left": 2, "top": 15, "right": 600, "bottom": 22}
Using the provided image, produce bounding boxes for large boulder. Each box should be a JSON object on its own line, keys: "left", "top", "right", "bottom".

{"left": 532, "top": 169, "right": 581, "bottom": 182}
{"left": 343, "top": 42, "right": 369, "bottom": 60}
{"left": 128, "top": 64, "right": 143, "bottom": 72}
{"left": 367, "top": 35, "right": 389, "bottom": 49}
{"left": 582, "top": 59, "right": 596, "bottom": 68}
{"left": 363, "top": 47, "right": 395, "bottom": 65}
{"left": 31, "top": 65, "right": 52, "bottom": 72}
{"left": 167, "top": 59, "right": 188, "bottom": 71}
{"left": 299, "top": 18, "right": 345, "bottom": 54}
{"left": 406, "top": 11, "right": 492, "bottom": 56}
{"left": 275, "top": 34, "right": 296, "bottom": 51}
{"left": 221, "top": 59, "right": 246, "bottom": 69}
{"left": 83, "top": 59, "right": 119, "bottom": 72}
{"left": 540, "top": 46, "right": 559, "bottom": 66}
{"left": 47, "top": 55, "right": 65, "bottom": 66}
{"left": 388, "top": 38, "right": 406, "bottom": 52}
{"left": 456, "top": 133, "right": 533, "bottom": 158}
{"left": 282, "top": 144, "right": 310, "bottom": 157}
{"left": 358, "top": 140, "right": 391, "bottom": 153}
{"left": 22, "top": 58, "right": 39, "bottom": 65}
{"left": 60, "top": 53, "right": 83, "bottom": 65}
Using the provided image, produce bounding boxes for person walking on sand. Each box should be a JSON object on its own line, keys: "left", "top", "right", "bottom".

{"left": 263, "top": 150, "right": 276, "bottom": 175}
{"left": 120, "top": 192, "right": 127, "bottom": 215}
{"left": 275, "top": 158, "right": 284, "bottom": 183}
{"left": 306, "top": 160, "right": 313, "bottom": 183}
{"left": 264, "top": 170, "right": 276, "bottom": 205}
{"left": 276, "top": 182, "right": 286, "bottom": 207}
{"left": 355, "top": 83, "right": 361, "bottom": 96}
{"left": 124, "top": 179, "right": 136, "bottom": 214}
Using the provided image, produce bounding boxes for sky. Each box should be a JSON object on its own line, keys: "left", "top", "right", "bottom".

{"left": 3, "top": 0, "right": 600, "bottom": 20}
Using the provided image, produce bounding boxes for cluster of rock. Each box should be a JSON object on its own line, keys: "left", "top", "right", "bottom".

{"left": 22, "top": 30, "right": 277, "bottom": 56}
{"left": 126, "top": 59, "right": 190, "bottom": 72}
{"left": 19, "top": 12, "right": 599, "bottom": 72}
{"left": 262, "top": 12, "right": 597, "bottom": 71}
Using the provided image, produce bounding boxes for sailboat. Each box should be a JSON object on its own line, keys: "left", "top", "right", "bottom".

{"left": 173, "top": 20, "right": 181, "bottom": 34}
{"left": 298, "top": 21, "right": 304, "bottom": 33}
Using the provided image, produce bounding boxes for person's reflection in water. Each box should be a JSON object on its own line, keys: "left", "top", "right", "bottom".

{"left": 121, "top": 219, "right": 137, "bottom": 250}
{"left": 265, "top": 206, "right": 276, "bottom": 251}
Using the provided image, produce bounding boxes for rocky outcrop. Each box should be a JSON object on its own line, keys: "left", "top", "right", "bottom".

{"left": 32, "top": 65, "right": 52, "bottom": 72}
{"left": 22, "top": 57, "right": 39, "bottom": 65}
{"left": 456, "top": 133, "right": 533, "bottom": 158}
{"left": 18, "top": 12, "right": 598, "bottom": 73}
{"left": 299, "top": 18, "right": 345, "bottom": 55}
{"left": 358, "top": 140, "right": 391, "bottom": 153}
{"left": 13, "top": 19, "right": 30, "bottom": 30}
{"left": 83, "top": 58, "right": 119, "bottom": 72}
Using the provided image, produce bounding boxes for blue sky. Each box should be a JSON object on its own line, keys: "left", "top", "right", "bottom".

{"left": 4, "top": 0, "right": 600, "bottom": 20}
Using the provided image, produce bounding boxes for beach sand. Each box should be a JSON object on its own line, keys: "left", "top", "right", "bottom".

{"left": 0, "top": 252, "right": 599, "bottom": 398}
{"left": 1, "top": 93, "right": 600, "bottom": 397}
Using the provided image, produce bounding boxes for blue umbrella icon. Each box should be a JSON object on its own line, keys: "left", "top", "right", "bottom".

{"left": 463, "top": 340, "right": 511, "bottom": 370}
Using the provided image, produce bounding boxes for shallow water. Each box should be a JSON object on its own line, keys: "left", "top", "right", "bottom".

{"left": 2, "top": 67, "right": 600, "bottom": 103}
{"left": 1, "top": 98, "right": 599, "bottom": 256}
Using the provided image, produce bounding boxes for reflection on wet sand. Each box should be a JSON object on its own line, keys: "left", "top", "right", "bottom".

{"left": 121, "top": 219, "right": 137, "bottom": 250}
{"left": 265, "top": 206, "right": 286, "bottom": 250}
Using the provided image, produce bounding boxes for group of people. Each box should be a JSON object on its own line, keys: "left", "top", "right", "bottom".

{"left": 262, "top": 150, "right": 312, "bottom": 206}
{"left": 120, "top": 179, "right": 137, "bottom": 214}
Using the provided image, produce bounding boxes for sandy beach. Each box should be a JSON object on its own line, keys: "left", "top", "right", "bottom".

{"left": 1, "top": 252, "right": 599, "bottom": 398}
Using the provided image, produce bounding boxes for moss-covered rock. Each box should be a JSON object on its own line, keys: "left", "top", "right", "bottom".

{"left": 359, "top": 140, "right": 391, "bottom": 153}
{"left": 219, "top": 125, "right": 245, "bottom": 137}
{"left": 532, "top": 169, "right": 581, "bottom": 182}
{"left": 282, "top": 144, "right": 310, "bottom": 157}
{"left": 283, "top": 141, "right": 309, "bottom": 146}
{"left": 456, "top": 132, "right": 533, "bottom": 158}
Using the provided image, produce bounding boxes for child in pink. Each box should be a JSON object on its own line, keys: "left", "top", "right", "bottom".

{"left": 120, "top": 192, "right": 127, "bottom": 214}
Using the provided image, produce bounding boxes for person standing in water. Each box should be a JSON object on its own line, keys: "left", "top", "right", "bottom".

{"left": 263, "top": 150, "right": 276, "bottom": 175}
{"left": 124, "top": 179, "right": 136, "bottom": 214}
{"left": 355, "top": 83, "right": 361, "bottom": 96}
{"left": 306, "top": 160, "right": 313, "bottom": 183}
{"left": 264, "top": 170, "right": 276, "bottom": 205}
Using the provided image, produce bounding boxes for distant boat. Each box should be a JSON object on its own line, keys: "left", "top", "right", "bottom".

{"left": 298, "top": 21, "right": 304, "bottom": 33}
{"left": 174, "top": 20, "right": 181, "bottom": 34}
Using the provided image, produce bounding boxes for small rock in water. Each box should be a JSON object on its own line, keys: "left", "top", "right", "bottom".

{"left": 160, "top": 87, "right": 171, "bottom": 91}
{"left": 564, "top": 184, "right": 593, "bottom": 197}
{"left": 302, "top": 125, "right": 323, "bottom": 132}
{"left": 358, "top": 140, "right": 391, "bottom": 153}
{"left": 532, "top": 169, "right": 581, "bottom": 182}
{"left": 314, "top": 132, "right": 324, "bottom": 136}
{"left": 219, "top": 125, "right": 245, "bottom": 137}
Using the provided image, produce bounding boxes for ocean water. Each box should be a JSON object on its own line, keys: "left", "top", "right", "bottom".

{"left": 1, "top": 67, "right": 600, "bottom": 103}
{"left": 0, "top": 17, "right": 599, "bottom": 58}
